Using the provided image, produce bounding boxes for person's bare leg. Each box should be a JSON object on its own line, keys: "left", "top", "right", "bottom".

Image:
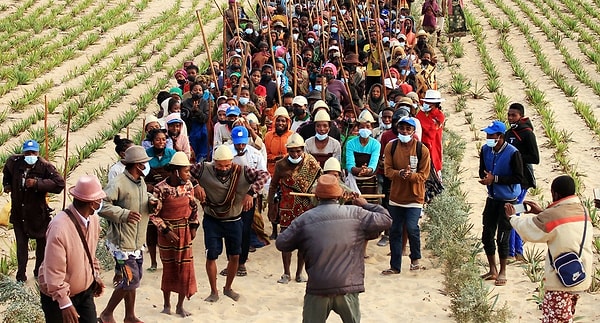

{"left": 496, "top": 258, "right": 508, "bottom": 285}
{"left": 175, "top": 293, "right": 191, "bottom": 317}
{"left": 161, "top": 290, "right": 171, "bottom": 314}
{"left": 277, "top": 251, "right": 292, "bottom": 283}
{"left": 99, "top": 289, "right": 126, "bottom": 323}
{"left": 148, "top": 246, "right": 157, "bottom": 270}
{"left": 295, "top": 252, "right": 306, "bottom": 282}
{"left": 481, "top": 254, "right": 498, "bottom": 280}
{"left": 124, "top": 290, "right": 141, "bottom": 323}
{"left": 204, "top": 259, "right": 219, "bottom": 302}
{"left": 223, "top": 255, "right": 240, "bottom": 301}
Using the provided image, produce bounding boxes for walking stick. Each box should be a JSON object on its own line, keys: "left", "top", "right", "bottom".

{"left": 44, "top": 95, "right": 48, "bottom": 159}
{"left": 196, "top": 9, "right": 218, "bottom": 151}
{"left": 62, "top": 106, "right": 73, "bottom": 209}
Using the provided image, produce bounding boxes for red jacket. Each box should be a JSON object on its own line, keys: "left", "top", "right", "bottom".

{"left": 416, "top": 108, "right": 445, "bottom": 172}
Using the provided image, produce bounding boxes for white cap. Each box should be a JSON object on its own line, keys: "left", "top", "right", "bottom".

{"left": 213, "top": 145, "right": 234, "bottom": 160}
{"left": 292, "top": 96, "right": 308, "bottom": 106}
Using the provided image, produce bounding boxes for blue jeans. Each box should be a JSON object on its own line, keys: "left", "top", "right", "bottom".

{"left": 389, "top": 205, "right": 422, "bottom": 272}
{"left": 509, "top": 188, "right": 528, "bottom": 256}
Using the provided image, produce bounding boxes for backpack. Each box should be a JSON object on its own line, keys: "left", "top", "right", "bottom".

{"left": 391, "top": 140, "right": 444, "bottom": 203}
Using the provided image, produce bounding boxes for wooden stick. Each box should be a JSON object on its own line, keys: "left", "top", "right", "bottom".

{"left": 196, "top": 10, "right": 220, "bottom": 92}
{"left": 44, "top": 95, "right": 48, "bottom": 159}
{"left": 290, "top": 192, "right": 385, "bottom": 198}
{"left": 62, "top": 106, "right": 73, "bottom": 209}
{"left": 373, "top": 0, "right": 389, "bottom": 103}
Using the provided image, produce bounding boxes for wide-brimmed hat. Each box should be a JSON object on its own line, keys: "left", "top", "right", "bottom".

{"left": 286, "top": 133, "right": 305, "bottom": 148}
{"left": 169, "top": 151, "right": 191, "bottom": 166}
{"left": 422, "top": 90, "right": 445, "bottom": 103}
{"left": 358, "top": 110, "right": 375, "bottom": 123}
{"left": 416, "top": 29, "right": 429, "bottom": 38}
{"left": 69, "top": 175, "right": 106, "bottom": 202}
{"left": 314, "top": 174, "right": 343, "bottom": 199}
{"left": 144, "top": 115, "right": 159, "bottom": 127}
{"left": 213, "top": 145, "right": 234, "bottom": 160}
{"left": 323, "top": 157, "right": 341, "bottom": 173}
{"left": 122, "top": 146, "right": 151, "bottom": 164}
{"left": 312, "top": 100, "right": 329, "bottom": 112}
{"left": 397, "top": 97, "right": 414, "bottom": 107}
{"left": 274, "top": 106, "right": 290, "bottom": 119}
{"left": 313, "top": 109, "right": 330, "bottom": 122}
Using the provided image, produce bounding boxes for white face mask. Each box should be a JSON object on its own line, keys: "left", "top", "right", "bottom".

{"left": 486, "top": 139, "right": 498, "bottom": 148}
{"left": 409, "top": 54, "right": 416, "bottom": 61}
{"left": 398, "top": 134, "right": 412, "bottom": 143}
{"left": 24, "top": 155, "right": 38, "bottom": 165}
{"left": 288, "top": 155, "right": 303, "bottom": 164}
{"left": 382, "top": 36, "right": 390, "bottom": 43}
{"left": 307, "top": 37, "right": 315, "bottom": 44}
{"left": 92, "top": 200, "right": 103, "bottom": 215}
{"left": 331, "top": 27, "right": 338, "bottom": 33}
{"left": 399, "top": 42, "right": 406, "bottom": 47}
{"left": 314, "top": 85, "right": 322, "bottom": 91}
{"left": 315, "top": 133, "right": 328, "bottom": 141}
{"left": 383, "top": 123, "right": 392, "bottom": 129}
{"left": 293, "top": 33, "right": 299, "bottom": 40}
{"left": 245, "top": 28, "right": 253, "bottom": 34}
{"left": 139, "top": 162, "right": 150, "bottom": 177}
{"left": 239, "top": 97, "right": 250, "bottom": 105}
{"left": 421, "top": 103, "right": 432, "bottom": 112}
{"left": 340, "top": 9, "right": 347, "bottom": 15}
{"left": 313, "top": 24, "right": 321, "bottom": 31}
{"left": 358, "top": 128, "right": 372, "bottom": 138}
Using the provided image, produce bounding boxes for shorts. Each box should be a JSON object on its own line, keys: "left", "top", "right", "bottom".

{"left": 114, "top": 256, "right": 143, "bottom": 290}
{"left": 203, "top": 216, "right": 243, "bottom": 260}
{"left": 542, "top": 290, "right": 580, "bottom": 323}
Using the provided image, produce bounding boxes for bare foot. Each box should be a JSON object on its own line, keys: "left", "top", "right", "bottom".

{"left": 295, "top": 275, "right": 307, "bottom": 283}
{"left": 176, "top": 306, "right": 192, "bottom": 317}
{"left": 160, "top": 306, "right": 171, "bottom": 315}
{"left": 204, "top": 292, "right": 219, "bottom": 302}
{"left": 124, "top": 316, "right": 143, "bottom": 323}
{"left": 223, "top": 288, "right": 240, "bottom": 301}
{"left": 99, "top": 313, "right": 117, "bottom": 323}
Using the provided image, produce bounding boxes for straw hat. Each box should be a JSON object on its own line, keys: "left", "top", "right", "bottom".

{"left": 286, "top": 133, "right": 305, "bottom": 148}
{"left": 69, "top": 175, "right": 106, "bottom": 202}
{"left": 422, "top": 90, "right": 445, "bottom": 103}
{"left": 416, "top": 29, "right": 429, "bottom": 38}
{"left": 144, "top": 115, "right": 159, "bottom": 127}
{"left": 314, "top": 174, "right": 343, "bottom": 199}
{"left": 313, "top": 109, "right": 330, "bottom": 122}
{"left": 323, "top": 157, "right": 341, "bottom": 173}
{"left": 169, "top": 151, "right": 191, "bottom": 166}
{"left": 274, "top": 106, "right": 290, "bottom": 119}
{"left": 245, "top": 113, "right": 259, "bottom": 124}
{"left": 213, "top": 145, "right": 234, "bottom": 161}
{"left": 397, "top": 97, "right": 414, "bottom": 107}
{"left": 312, "top": 100, "right": 329, "bottom": 112}
{"left": 122, "top": 146, "right": 151, "bottom": 164}
{"left": 358, "top": 110, "right": 375, "bottom": 123}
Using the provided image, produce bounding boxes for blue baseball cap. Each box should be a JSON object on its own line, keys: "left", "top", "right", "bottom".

{"left": 226, "top": 106, "right": 241, "bottom": 116}
{"left": 22, "top": 139, "right": 40, "bottom": 152}
{"left": 481, "top": 120, "right": 506, "bottom": 134}
{"left": 231, "top": 126, "right": 249, "bottom": 144}
{"left": 397, "top": 116, "right": 416, "bottom": 128}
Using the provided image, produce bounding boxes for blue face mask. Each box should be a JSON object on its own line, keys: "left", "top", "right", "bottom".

{"left": 331, "top": 27, "right": 338, "bottom": 34}
{"left": 24, "top": 155, "right": 38, "bottom": 165}
{"left": 315, "top": 133, "right": 328, "bottom": 141}
{"left": 421, "top": 103, "right": 432, "bottom": 112}
{"left": 288, "top": 156, "right": 303, "bottom": 164}
{"left": 239, "top": 97, "right": 250, "bottom": 105}
{"left": 486, "top": 139, "right": 498, "bottom": 148}
{"left": 358, "top": 128, "right": 372, "bottom": 138}
{"left": 314, "top": 85, "right": 322, "bottom": 91}
{"left": 398, "top": 134, "right": 412, "bottom": 143}
{"left": 388, "top": 101, "right": 396, "bottom": 108}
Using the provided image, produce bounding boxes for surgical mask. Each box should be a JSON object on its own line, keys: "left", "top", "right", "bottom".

{"left": 307, "top": 37, "right": 315, "bottom": 44}
{"left": 510, "top": 123, "right": 518, "bottom": 129}
{"left": 401, "top": 69, "right": 409, "bottom": 76}
{"left": 139, "top": 162, "right": 150, "bottom": 177}
{"left": 314, "top": 85, "right": 322, "bottom": 91}
{"left": 383, "top": 123, "right": 392, "bottom": 129}
{"left": 331, "top": 27, "right": 338, "bottom": 33}
{"left": 24, "top": 155, "right": 38, "bottom": 165}
{"left": 398, "top": 134, "right": 412, "bottom": 143}
{"left": 235, "top": 48, "right": 242, "bottom": 54}
{"left": 340, "top": 9, "right": 347, "bottom": 15}
{"left": 239, "top": 97, "right": 250, "bottom": 105}
{"left": 358, "top": 4, "right": 364, "bottom": 10}
{"left": 399, "top": 42, "right": 406, "bottom": 47}
{"left": 245, "top": 28, "right": 253, "bottom": 34}
{"left": 358, "top": 128, "right": 372, "bottom": 138}
{"left": 288, "top": 155, "right": 303, "bottom": 164}
{"left": 92, "top": 200, "right": 103, "bottom": 215}
{"left": 293, "top": 107, "right": 305, "bottom": 116}
{"left": 486, "top": 139, "right": 498, "bottom": 148}
{"left": 315, "top": 133, "right": 328, "bottom": 140}
{"left": 382, "top": 36, "right": 390, "bottom": 43}
{"left": 293, "top": 33, "right": 299, "bottom": 40}
{"left": 276, "top": 71, "right": 283, "bottom": 78}
{"left": 388, "top": 101, "right": 396, "bottom": 108}
{"left": 409, "top": 54, "right": 416, "bottom": 61}
{"left": 421, "top": 103, "right": 432, "bottom": 112}
{"left": 313, "top": 24, "right": 321, "bottom": 31}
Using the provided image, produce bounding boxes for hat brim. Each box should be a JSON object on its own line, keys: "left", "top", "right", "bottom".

{"left": 481, "top": 128, "right": 503, "bottom": 134}
{"left": 121, "top": 156, "right": 152, "bottom": 164}
{"left": 69, "top": 186, "right": 107, "bottom": 202}
{"left": 232, "top": 138, "right": 249, "bottom": 145}
{"left": 422, "top": 98, "right": 445, "bottom": 103}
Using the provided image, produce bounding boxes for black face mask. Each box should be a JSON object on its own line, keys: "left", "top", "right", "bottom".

{"left": 187, "top": 75, "right": 195, "bottom": 82}
{"left": 153, "top": 147, "right": 165, "bottom": 154}
{"left": 231, "top": 64, "right": 241, "bottom": 70}
{"left": 325, "top": 74, "right": 334, "bottom": 81}
{"left": 417, "top": 39, "right": 426, "bottom": 46}
{"left": 293, "top": 107, "right": 305, "bottom": 116}
{"left": 177, "top": 79, "right": 186, "bottom": 85}
{"left": 421, "top": 60, "right": 430, "bottom": 66}
{"left": 215, "top": 168, "right": 232, "bottom": 177}
{"left": 218, "top": 120, "right": 228, "bottom": 125}
{"left": 261, "top": 74, "right": 272, "bottom": 83}
{"left": 225, "top": 120, "right": 234, "bottom": 128}
{"left": 191, "top": 93, "right": 202, "bottom": 100}
{"left": 346, "top": 65, "right": 357, "bottom": 73}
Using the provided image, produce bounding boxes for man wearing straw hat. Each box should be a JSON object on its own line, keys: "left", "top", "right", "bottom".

{"left": 190, "top": 145, "right": 270, "bottom": 302}
{"left": 276, "top": 174, "right": 391, "bottom": 323}
{"left": 39, "top": 175, "right": 106, "bottom": 323}
{"left": 268, "top": 133, "right": 322, "bottom": 284}
{"left": 98, "top": 145, "right": 154, "bottom": 323}
{"left": 3, "top": 139, "right": 65, "bottom": 282}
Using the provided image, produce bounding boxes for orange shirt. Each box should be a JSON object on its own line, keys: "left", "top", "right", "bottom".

{"left": 264, "top": 130, "right": 292, "bottom": 175}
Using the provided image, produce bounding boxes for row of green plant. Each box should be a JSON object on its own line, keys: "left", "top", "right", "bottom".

{"left": 0, "top": 0, "right": 185, "bottom": 149}
{"left": 0, "top": 0, "right": 54, "bottom": 37}
{"left": 473, "top": 0, "right": 584, "bottom": 193}
{"left": 423, "top": 130, "right": 512, "bottom": 322}
{"left": 0, "top": 0, "right": 134, "bottom": 99}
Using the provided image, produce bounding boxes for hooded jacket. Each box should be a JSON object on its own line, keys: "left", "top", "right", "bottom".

{"left": 367, "top": 83, "right": 387, "bottom": 116}
{"left": 504, "top": 117, "right": 539, "bottom": 188}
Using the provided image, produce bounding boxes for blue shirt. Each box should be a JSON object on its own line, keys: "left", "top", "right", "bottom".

{"left": 345, "top": 137, "right": 381, "bottom": 171}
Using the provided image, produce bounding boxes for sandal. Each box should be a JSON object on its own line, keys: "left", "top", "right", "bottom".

{"left": 237, "top": 266, "right": 247, "bottom": 277}
{"left": 147, "top": 265, "right": 157, "bottom": 272}
{"left": 381, "top": 268, "right": 401, "bottom": 275}
{"left": 480, "top": 272, "right": 497, "bottom": 281}
{"left": 219, "top": 268, "right": 228, "bottom": 276}
{"left": 277, "top": 274, "right": 291, "bottom": 284}
{"left": 495, "top": 277, "right": 507, "bottom": 286}
{"left": 410, "top": 264, "right": 425, "bottom": 271}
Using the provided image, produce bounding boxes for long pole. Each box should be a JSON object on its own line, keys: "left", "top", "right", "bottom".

{"left": 374, "top": 0, "right": 389, "bottom": 103}
{"left": 44, "top": 95, "right": 48, "bottom": 159}
{"left": 62, "top": 106, "right": 73, "bottom": 209}
{"left": 196, "top": 9, "right": 217, "bottom": 151}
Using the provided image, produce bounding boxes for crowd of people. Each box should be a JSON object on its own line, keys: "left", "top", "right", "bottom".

{"left": 1, "top": 1, "right": 594, "bottom": 322}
